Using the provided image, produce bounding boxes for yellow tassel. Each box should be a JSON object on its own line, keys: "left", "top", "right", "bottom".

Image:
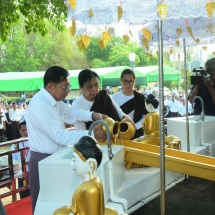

{"left": 102, "top": 31, "right": 112, "bottom": 47}
{"left": 118, "top": 6, "right": 123, "bottom": 22}
{"left": 98, "top": 39, "right": 105, "bottom": 50}
{"left": 88, "top": 8, "right": 94, "bottom": 18}
{"left": 207, "top": 23, "right": 215, "bottom": 34}
{"left": 141, "top": 27, "right": 151, "bottom": 41}
{"left": 81, "top": 35, "right": 92, "bottom": 49}
{"left": 77, "top": 38, "right": 85, "bottom": 52}
{"left": 195, "top": 38, "right": 200, "bottom": 45}
{"left": 212, "top": 51, "right": 215, "bottom": 56}
{"left": 170, "top": 48, "right": 173, "bottom": 55}
{"left": 147, "top": 53, "right": 153, "bottom": 58}
{"left": 123, "top": 35, "right": 130, "bottom": 44}
{"left": 186, "top": 25, "right": 195, "bottom": 40}
{"left": 178, "top": 53, "right": 180, "bottom": 60}
{"left": 68, "top": 0, "right": 76, "bottom": 10}
{"left": 176, "top": 40, "right": 180, "bottom": 46}
{"left": 205, "top": 1, "right": 215, "bottom": 18}
{"left": 69, "top": 20, "right": 76, "bottom": 37}
{"left": 142, "top": 38, "right": 149, "bottom": 50}
{"left": 157, "top": 2, "right": 169, "bottom": 20}
{"left": 176, "top": 27, "right": 182, "bottom": 37}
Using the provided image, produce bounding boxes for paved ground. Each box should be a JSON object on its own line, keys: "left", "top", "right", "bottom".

{"left": 131, "top": 176, "right": 215, "bottom": 215}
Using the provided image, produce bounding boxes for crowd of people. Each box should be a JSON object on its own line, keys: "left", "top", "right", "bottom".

{"left": 0, "top": 99, "right": 28, "bottom": 142}
{"left": 1, "top": 57, "right": 215, "bottom": 213}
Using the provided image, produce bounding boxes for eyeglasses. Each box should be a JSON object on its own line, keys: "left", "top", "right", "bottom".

{"left": 54, "top": 83, "right": 72, "bottom": 91}
{"left": 121, "top": 79, "right": 135, "bottom": 85}
{"left": 84, "top": 83, "right": 100, "bottom": 91}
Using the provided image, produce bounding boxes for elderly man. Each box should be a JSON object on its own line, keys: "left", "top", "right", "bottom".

{"left": 25, "top": 66, "right": 106, "bottom": 213}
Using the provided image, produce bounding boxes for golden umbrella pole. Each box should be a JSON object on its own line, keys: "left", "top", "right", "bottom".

{"left": 158, "top": 20, "right": 166, "bottom": 215}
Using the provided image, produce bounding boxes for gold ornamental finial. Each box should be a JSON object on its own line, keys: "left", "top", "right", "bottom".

{"left": 68, "top": 0, "right": 76, "bottom": 10}
{"left": 176, "top": 39, "right": 180, "bottom": 46}
{"left": 69, "top": 18, "right": 76, "bottom": 37}
{"left": 142, "top": 37, "right": 149, "bottom": 50}
{"left": 123, "top": 35, "right": 130, "bottom": 44}
{"left": 157, "top": 2, "right": 169, "bottom": 20}
{"left": 141, "top": 27, "right": 152, "bottom": 41}
{"left": 176, "top": 27, "right": 182, "bottom": 37}
{"left": 81, "top": 35, "right": 92, "bottom": 49}
{"left": 205, "top": 1, "right": 215, "bottom": 18}
{"left": 118, "top": 1, "right": 123, "bottom": 22}
{"left": 207, "top": 23, "right": 215, "bottom": 34}
{"left": 88, "top": 8, "right": 94, "bottom": 18}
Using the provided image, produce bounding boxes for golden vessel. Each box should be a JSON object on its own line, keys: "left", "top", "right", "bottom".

{"left": 102, "top": 117, "right": 120, "bottom": 139}
{"left": 119, "top": 121, "right": 135, "bottom": 140}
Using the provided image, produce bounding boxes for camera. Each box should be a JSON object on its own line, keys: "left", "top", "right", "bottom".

{"left": 190, "top": 67, "right": 210, "bottom": 85}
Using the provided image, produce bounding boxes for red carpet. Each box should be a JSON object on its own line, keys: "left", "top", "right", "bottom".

{"left": 5, "top": 196, "right": 32, "bottom": 215}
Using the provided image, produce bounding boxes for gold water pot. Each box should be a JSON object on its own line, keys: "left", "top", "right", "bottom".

{"left": 102, "top": 117, "right": 120, "bottom": 139}
{"left": 119, "top": 121, "right": 135, "bottom": 140}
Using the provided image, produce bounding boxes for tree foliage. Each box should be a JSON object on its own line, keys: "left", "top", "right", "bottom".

{"left": 0, "top": 0, "right": 67, "bottom": 41}
{"left": 0, "top": 16, "right": 88, "bottom": 72}
{"left": 84, "top": 37, "right": 158, "bottom": 68}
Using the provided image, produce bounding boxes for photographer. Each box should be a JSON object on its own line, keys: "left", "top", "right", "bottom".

{"left": 189, "top": 57, "right": 215, "bottom": 116}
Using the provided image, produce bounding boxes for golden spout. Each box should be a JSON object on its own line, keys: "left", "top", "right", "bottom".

{"left": 102, "top": 117, "right": 119, "bottom": 139}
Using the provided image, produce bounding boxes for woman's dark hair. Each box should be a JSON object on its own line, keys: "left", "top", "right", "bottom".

{"left": 146, "top": 94, "right": 159, "bottom": 109}
{"left": 78, "top": 69, "right": 100, "bottom": 88}
{"left": 44, "top": 66, "right": 69, "bottom": 86}
{"left": 120, "top": 68, "right": 136, "bottom": 80}
{"left": 205, "top": 57, "right": 215, "bottom": 72}
{"left": 74, "top": 135, "right": 102, "bottom": 167}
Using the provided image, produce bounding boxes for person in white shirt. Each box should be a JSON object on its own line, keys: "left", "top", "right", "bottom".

{"left": 178, "top": 99, "right": 193, "bottom": 116}
{"left": 71, "top": 69, "right": 133, "bottom": 131}
{"left": 168, "top": 96, "right": 179, "bottom": 117}
{"left": 153, "top": 82, "right": 159, "bottom": 95}
{"left": 0, "top": 104, "right": 5, "bottom": 142}
{"left": 25, "top": 66, "right": 106, "bottom": 213}
{"left": 178, "top": 99, "right": 186, "bottom": 117}
{"left": 147, "top": 86, "right": 153, "bottom": 95}
{"left": 11, "top": 121, "right": 30, "bottom": 199}
{"left": 9, "top": 102, "right": 22, "bottom": 139}
{"left": 111, "top": 68, "right": 148, "bottom": 139}
{"left": 172, "top": 87, "right": 179, "bottom": 97}
{"left": 19, "top": 103, "right": 28, "bottom": 123}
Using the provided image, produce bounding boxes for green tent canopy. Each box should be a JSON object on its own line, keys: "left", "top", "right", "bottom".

{"left": 69, "top": 66, "right": 148, "bottom": 89}
{"left": 0, "top": 65, "right": 179, "bottom": 91}
{"left": 100, "top": 66, "right": 148, "bottom": 87}
{"left": 0, "top": 72, "right": 44, "bottom": 91}
{"left": 146, "top": 65, "right": 180, "bottom": 82}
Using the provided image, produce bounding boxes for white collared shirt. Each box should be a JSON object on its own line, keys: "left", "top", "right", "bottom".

{"left": 9, "top": 109, "right": 22, "bottom": 121}
{"left": 25, "top": 88, "right": 93, "bottom": 154}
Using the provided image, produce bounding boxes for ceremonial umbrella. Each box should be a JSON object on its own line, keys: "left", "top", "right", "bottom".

{"left": 66, "top": 1, "right": 215, "bottom": 214}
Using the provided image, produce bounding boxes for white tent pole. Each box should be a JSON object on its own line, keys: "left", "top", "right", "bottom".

{"left": 183, "top": 38, "right": 190, "bottom": 153}
{"left": 158, "top": 20, "right": 166, "bottom": 215}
